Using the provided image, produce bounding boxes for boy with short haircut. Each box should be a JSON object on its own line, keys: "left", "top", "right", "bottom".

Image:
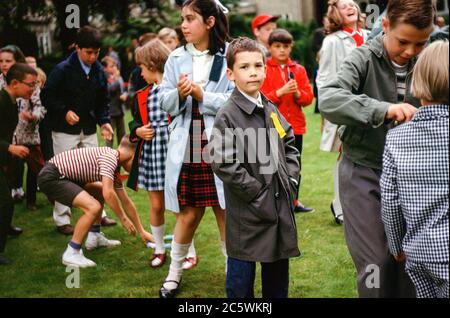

{"left": 1, "top": 63, "right": 37, "bottom": 264}
{"left": 211, "top": 37, "right": 300, "bottom": 298}
{"left": 261, "top": 28, "right": 315, "bottom": 213}
{"left": 41, "top": 25, "right": 116, "bottom": 235}
{"left": 251, "top": 14, "right": 280, "bottom": 57}
{"left": 319, "top": 0, "right": 435, "bottom": 297}
{"left": 37, "top": 136, "right": 153, "bottom": 268}
{"left": 381, "top": 41, "right": 449, "bottom": 298}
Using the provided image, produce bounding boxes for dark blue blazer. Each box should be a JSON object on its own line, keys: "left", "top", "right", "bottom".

{"left": 40, "top": 51, "right": 110, "bottom": 135}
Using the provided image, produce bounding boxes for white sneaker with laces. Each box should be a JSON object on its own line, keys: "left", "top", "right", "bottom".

{"left": 62, "top": 246, "right": 96, "bottom": 268}
{"left": 85, "top": 232, "right": 121, "bottom": 251}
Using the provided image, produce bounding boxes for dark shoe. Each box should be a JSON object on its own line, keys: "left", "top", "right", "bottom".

{"left": 150, "top": 252, "right": 167, "bottom": 268}
{"left": 294, "top": 202, "right": 315, "bottom": 213}
{"left": 56, "top": 224, "right": 74, "bottom": 235}
{"left": 7, "top": 226, "right": 23, "bottom": 237}
{"left": 101, "top": 216, "right": 117, "bottom": 227}
{"left": 159, "top": 279, "right": 181, "bottom": 298}
{"left": 330, "top": 203, "right": 344, "bottom": 225}
{"left": 0, "top": 255, "right": 13, "bottom": 265}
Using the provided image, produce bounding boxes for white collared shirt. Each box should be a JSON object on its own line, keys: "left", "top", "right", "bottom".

{"left": 77, "top": 55, "right": 91, "bottom": 76}
{"left": 237, "top": 88, "right": 263, "bottom": 108}
{"left": 186, "top": 43, "right": 213, "bottom": 88}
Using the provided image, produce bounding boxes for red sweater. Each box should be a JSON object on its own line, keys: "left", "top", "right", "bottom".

{"left": 261, "top": 57, "right": 314, "bottom": 135}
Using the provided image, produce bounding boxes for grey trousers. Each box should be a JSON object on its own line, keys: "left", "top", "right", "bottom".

{"left": 339, "top": 155, "right": 416, "bottom": 298}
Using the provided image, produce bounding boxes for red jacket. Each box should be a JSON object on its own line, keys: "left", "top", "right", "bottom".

{"left": 261, "top": 57, "right": 313, "bottom": 135}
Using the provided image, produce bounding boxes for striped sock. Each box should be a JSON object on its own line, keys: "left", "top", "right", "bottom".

{"left": 69, "top": 241, "right": 81, "bottom": 250}
{"left": 89, "top": 224, "right": 101, "bottom": 233}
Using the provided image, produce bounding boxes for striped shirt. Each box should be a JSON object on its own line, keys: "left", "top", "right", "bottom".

{"left": 49, "top": 147, "right": 122, "bottom": 188}
{"left": 391, "top": 61, "right": 408, "bottom": 102}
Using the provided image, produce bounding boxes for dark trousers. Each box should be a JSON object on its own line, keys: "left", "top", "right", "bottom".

{"left": 105, "top": 115, "right": 126, "bottom": 148}
{"left": 294, "top": 135, "right": 303, "bottom": 200}
{"left": 0, "top": 169, "right": 14, "bottom": 253}
{"left": 339, "top": 155, "right": 415, "bottom": 298}
{"left": 226, "top": 257, "right": 289, "bottom": 298}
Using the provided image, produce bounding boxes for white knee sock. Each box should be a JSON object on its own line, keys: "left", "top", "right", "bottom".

{"left": 221, "top": 240, "right": 228, "bottom": 273}
{"left": 186, "top": 239, "right": 196, "bottom": 258}
{"left": 165, "top": 240, "right": 190, "bottom": 290}
{"left": 151, "top": 224, "right": 165, "bottom": 254}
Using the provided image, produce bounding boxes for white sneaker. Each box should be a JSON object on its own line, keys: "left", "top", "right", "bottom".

{"left": 85, "top": 232, "right": 121, "bottom": 251}
{"left": 62, "top": 246, "right": 96, "bottom": 268}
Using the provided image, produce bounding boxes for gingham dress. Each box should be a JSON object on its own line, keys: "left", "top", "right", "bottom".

{"left": 137, "top": 85, "right": 169, "bottom": 191}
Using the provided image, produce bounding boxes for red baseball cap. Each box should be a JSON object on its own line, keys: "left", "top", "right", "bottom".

{"left": 251, "top": 14, "right": 280, "bottom": 31}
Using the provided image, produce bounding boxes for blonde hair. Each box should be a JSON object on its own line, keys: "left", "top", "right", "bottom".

{"left": 135, "top": 39, "right": 170, "bottom": 74}
{"left": 36, "top": 67, "right": 47, "bottom": 87}
{"left": 158, "top": 27, "right": 177, "bottom": 40}
{"left": 325, "top": 0, "right": 365, "bottom": 35}
{"left": 411, "top": 40, "right": 449, "bottom": 104}
{"left": 101, "top": 56, "right": 117, "bottom": 67}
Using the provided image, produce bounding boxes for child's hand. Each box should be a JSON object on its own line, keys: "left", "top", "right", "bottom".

{"left": 136, "top": 123, "right": 155, "bottom": 141}
{"left": 140, "top": 231, "right": 154, "bottom": 244}
{"left": 177, "top": 73, "right": 193, "bottom": 101}
{"left": 19, "top": 111, "right": 35, "bottom": 122}
{"left": 190, "top": 82, "right": 203, "bottom": 102}
{"left": 100, "top": 123, "right": 114, "bottom": 141}
{"left": 277, "top": 80, "right": 298, "bottom": 97}
{"left": 65, "top": 110, "right": 80, "bottom": 126}
{"left": 394, "top": 251, "right": 406, "bottom": 262}
{"left": 119, "top": 93, "right": 128, "bottom": 103}
{"left": 386, "top": 103, "right": 417, "bottom": 123}
{"left": 121, "top": 217, "right": 136, "bottom": 236}
{"left": 8, "top": 144, "right": 29, "bottom": 159}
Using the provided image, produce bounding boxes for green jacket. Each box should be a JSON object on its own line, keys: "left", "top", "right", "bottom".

{"left": 0, "top": 89, "right": 19, "bottom": 166}
{"left": 319, "top": 35, "right": 420, "bottom": 170}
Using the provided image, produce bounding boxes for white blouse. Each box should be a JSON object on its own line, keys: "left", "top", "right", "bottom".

{"left": 186, "top": 43, "right": 214, "bottom": 88}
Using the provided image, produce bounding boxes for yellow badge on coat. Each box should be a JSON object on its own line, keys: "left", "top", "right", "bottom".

{"left": 270, "top": 112, "right": 286, "bottom": 139}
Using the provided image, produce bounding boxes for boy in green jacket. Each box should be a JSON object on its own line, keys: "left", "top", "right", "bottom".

{"left": 319, "top": 0, "right": 435, "bottom": 297}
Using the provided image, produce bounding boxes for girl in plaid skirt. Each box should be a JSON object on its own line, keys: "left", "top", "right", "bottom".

{"left": 127, "top": 39, "right": 172, "bottom": 268}
{"left": 158, "top": 0, "right": 234, "bottom": 298}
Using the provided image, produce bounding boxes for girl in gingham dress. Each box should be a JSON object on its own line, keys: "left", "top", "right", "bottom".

{"left": 127, "top": 39, "right": 172, "bottom": 268}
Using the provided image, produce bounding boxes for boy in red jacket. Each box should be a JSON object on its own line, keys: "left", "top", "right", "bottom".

{"left": 261, "top": 28, "right": 314, "bottom": 213}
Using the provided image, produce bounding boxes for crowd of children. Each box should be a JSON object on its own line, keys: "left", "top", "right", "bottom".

{"left": 0, "top": 0, "right": 448, "bottom": 299}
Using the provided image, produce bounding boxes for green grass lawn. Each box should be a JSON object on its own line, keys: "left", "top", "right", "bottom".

{"left": 0, "top": 102, "right": 357, "bottom": 298}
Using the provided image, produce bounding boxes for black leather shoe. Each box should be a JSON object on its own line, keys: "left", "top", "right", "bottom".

{"left": 7, "top": 226, "right": 23, "bottom": 237}
{"left": 294, "top": 202, "right": 314, "bottom": 213}
{"left": 159, "top": 279, "right": 181, "bottom": 298}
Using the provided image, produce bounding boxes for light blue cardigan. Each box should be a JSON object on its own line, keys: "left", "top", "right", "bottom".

{"left": 159, "top": 44, "right": 235, "bottom": 212}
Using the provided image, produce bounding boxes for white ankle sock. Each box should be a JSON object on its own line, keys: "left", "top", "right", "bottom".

{"left": 151, "top": 224, "right": 165, "bottom": 254}
{"left": 164, "top": 240, "right": 190, "bottom": 290}
{"left": 186, "top": 239, "right": 196, "bottom": 258}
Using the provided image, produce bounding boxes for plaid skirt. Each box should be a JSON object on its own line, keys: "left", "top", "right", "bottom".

{"left": 138, "top": 126, "right": 169, "bottom": 191}
{"left": 177, "top": 101, "right": 219, "bottom": 208}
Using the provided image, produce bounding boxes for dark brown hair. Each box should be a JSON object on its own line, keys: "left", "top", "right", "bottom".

{"left": 0, "top": 45, "right": 26, "bottom": 63}
{"left": 387, "top": 0, "right": 435, "bottom": 30}
{"left": 76, "top": 25, "right": 102, "bottom": 49}
{"left": 268, "top": 29, "right": 294, "bottom": 46}
{"left": 6, "top": 63, "right": 38, "bottom": 85}
{"left": 183, "top": 0, "right": 229, "bottom": 55}
{"left": 226, "top": 37, "right": 266, "bottom": 70}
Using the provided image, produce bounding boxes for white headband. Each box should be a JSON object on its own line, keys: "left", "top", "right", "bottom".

{"left": 215, "top": 0, "right": 229, "bottom": 14}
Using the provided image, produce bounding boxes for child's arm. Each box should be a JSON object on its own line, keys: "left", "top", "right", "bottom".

{"left": 380, "top": 138, "right": 406, "bottom": 261}
{"left": 114, "top": 187, "right": 154, "bottom": 243}
{"left": 319, "top": 48, "right": 392, "bottom": 128}
{"left": 101, "top": 176, "right": 137, "bottom": 235}
{"left": 40, "top": 67, "right": 71, "bottom": 122}
{"left": 211, "top": 111, "right": 265, "bottom": 203}
{"left": 160, "top": 55, "right": 189, "bottom": 117}
{"left": 294, "top": 66, "right": 314, "bottom": 107}
{"left": 198, "top": 80, "right": 235, "bottom": 116}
